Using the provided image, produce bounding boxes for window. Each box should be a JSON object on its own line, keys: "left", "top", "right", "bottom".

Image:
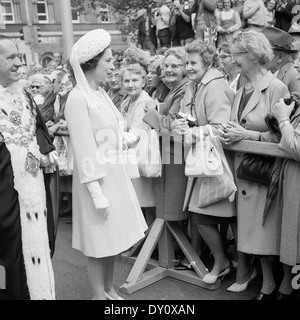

{"left": 98, "top": 4, "right": 110, "bottom": 23}
{"left": 1, "top": 0, "right": 15, "bottom": 23}
{"left": 72, "top": 9, "right": 80, "bottom": 23}
{"left": 36, "top": 0, "right": 49, "bottom": 23}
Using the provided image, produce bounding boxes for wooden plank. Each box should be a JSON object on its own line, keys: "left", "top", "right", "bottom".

{"left": 125, "top": 218, "right": 165, "bottom": 285}
{"left": 120, "top": 255, "right": 159, "bottom": 270}
{"left": 120, "top": 267, "right": 168, "bottom": 295}
{"left": 223, "top": 140, "right": 293, "bottom": 159}
{"left": 167, "top": 222, "right": 209, "bottom": 279}
{"left": 168, "top": 269, "right": 221, "bottom": 290}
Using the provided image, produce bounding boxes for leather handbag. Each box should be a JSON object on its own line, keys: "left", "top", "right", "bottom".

{"left": 236, "top": 153, "right": 276, "bottom": 186}
{"left": 185, "top": 125, "right": 223, "bottom": 178}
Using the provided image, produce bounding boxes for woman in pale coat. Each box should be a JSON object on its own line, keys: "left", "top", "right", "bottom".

{"left": 172, "top": 39, "right": 236, "bottom": 284}
{"left": 65, "top": 29, "right": 147, "bottom": 300}
{"left": 270, "top": 98, "right": 300, "bottom": 299}
{"left": 120, "top": 63, "right": 156, "bottom": 226}
{"left": 219, "top": 29, "right": 289, "bottom": 297}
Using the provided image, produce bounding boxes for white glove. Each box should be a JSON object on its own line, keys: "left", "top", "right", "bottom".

{"left": 49, "top": 151, "right": 59, "bottom": 165}
{"left": 40, "top": 154, "right": 51, "bottom": 167}
{"left": 123, "top": 132, "right": 139, "bottom": 148}
{"left": 87, "top": 181, "right": 110, "bottom": 216}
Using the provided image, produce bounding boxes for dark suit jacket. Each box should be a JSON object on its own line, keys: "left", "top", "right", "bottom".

{"left": 275, "top": 1, "right": 294, "bottom": 32}
{"left": 276, "top": 61, "right": 300, "bottom": 94}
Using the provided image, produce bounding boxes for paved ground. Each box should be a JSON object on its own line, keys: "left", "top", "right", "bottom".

{"left": 52, "top": 215, "right": 263, "bottom": 301}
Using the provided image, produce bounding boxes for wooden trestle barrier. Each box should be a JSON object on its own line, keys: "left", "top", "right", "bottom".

{"left": 120, "top": 133, "right": 293, "bottom": 295}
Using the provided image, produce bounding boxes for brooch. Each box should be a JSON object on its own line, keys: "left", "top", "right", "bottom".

{"left": 25, "top": 152, "right": 40, "bottom": 177}
{"left": 9, "top": 111, "right": 22, "bottom": 126}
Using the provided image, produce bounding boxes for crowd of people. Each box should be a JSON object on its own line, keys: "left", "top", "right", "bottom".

{"left": 1, "top": 0, "right": 300, "bottom": 301}
{"left": 132, "top": 0, "right": 300, "bottom": 53}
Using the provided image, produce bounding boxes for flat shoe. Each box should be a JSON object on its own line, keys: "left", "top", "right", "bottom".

{"left": 227, "top": 268, "right": 257, "bottom": 293}
{"left": 202, "top": 267, "right": 231, "bottom": 284}
{"left": 105, "top": 291, "right": 124, "bottom": 301}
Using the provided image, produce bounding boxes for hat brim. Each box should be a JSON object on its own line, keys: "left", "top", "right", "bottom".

{"left": 272, "top": 45, "right": 299, "bottom": 53}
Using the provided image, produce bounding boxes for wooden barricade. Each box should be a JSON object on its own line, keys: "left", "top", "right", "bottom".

{"left": 120, "top": 133, "right": 293, "bottom": 295}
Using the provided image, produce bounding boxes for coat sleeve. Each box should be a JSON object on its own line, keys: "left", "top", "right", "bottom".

{"left": 205, "top": 79, "right": 234, "bottom": 124}
{"left": 65, "top": 90, "right": 106, "bottom": 184}
{"left": 261, "top": 80, "right": 290, "bottom": 142}
{"left": 143, "top": 84, "right": 186, "bottom": 131}
{"left": 129, "top": 98, "right": 152, "bottom": 139}
{"left": 243, "top": 1, "right": 260, "bottom": 19}
{"left": 279, "top": 122, "right": 300, "bottom": 161}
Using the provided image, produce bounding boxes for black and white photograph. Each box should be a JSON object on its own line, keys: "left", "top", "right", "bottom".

{"left": 1, "top": 0, "right": 300, "bottom": 306}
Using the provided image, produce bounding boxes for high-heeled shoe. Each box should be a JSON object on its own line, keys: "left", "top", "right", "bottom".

{"left": 202, "top": 267, "right": 231, "bottom": 284}
{"left": 105, "top": 291, "right": 124, "bottom": 301}
{"left": 252, "top": 290, "right": 276, "bottom": 300}
{"left": 227, "top": 268, "right": 257, "bottom": 293}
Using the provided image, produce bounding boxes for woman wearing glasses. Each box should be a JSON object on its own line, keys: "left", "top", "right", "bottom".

{"left": 143, "top": 47, "right": 191, "bottom": 265}
{"left": 172, "top": 39, "right": 236, "bottom": 284}
{"left": 218, "top": 29, "right": 289, "bottom": 297}
{"left": 144, "top": 47, "right": 189, "bottom": 131}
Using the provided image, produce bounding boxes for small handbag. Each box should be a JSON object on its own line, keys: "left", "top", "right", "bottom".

{"left": 197, "top": 127, "right": 237, "bottom": 208}
{"left": 185, "top": 125, "right": 223, "bottom": 178}
{"left": 236, "top": 153, "right": 276, "bottom": 186}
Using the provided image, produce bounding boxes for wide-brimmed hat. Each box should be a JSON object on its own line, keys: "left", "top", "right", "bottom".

{"left": 262, "top": 26, "right": 298, "bottom": 53}
{"left": 132, "top": 9, "right": 147, "bottom": 20}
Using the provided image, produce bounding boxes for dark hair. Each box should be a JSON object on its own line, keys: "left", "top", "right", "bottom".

{"left": 80, "top": 50, "right": 106, "bottom": 72}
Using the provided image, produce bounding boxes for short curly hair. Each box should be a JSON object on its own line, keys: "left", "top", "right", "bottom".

{"left": 119, "top": 63, "right": 147, "bottom": 86}
{"left": 185, "top": 40, "right": 217, "bottom": 67}
{"left": 164, "top": 46, "right": 187, "bottom": 65}
{"left": 232, "top": 29, "right": 274, "bottom": 65}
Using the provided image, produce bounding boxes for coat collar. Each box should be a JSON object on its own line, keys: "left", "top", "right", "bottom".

{"left": 169, "top": 76, "right": 189, "bottom": 94}
{"left": 234, "top": 71, "right": 276, "bottom": 120}
{"left": 276, "top": 61, "right": 293, "bottom": 81}
{"left": 201, "top": 68, "right": 225, "bottom": 86}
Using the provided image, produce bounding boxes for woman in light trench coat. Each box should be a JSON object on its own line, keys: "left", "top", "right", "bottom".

{"left": 219, "top": 29, "right": 289, "bottom": 297}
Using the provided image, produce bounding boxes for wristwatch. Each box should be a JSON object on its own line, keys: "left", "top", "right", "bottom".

{"left": 279, "top": 120, "right": 290, "bottom": 130}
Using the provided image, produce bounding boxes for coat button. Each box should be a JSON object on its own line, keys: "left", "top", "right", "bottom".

{"left": 242, "top": 190, "right": 247, "bottom": 196}
{"left": 242, "top": 119, "right": 247, "bottom": 124}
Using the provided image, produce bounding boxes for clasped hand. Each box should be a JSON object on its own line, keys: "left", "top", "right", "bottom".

{"left": 144, "top": 99, "right": 158, "bottom": 113}
{"left": 171, "top": 118, "right": 190, "bottom": 135}
{"left": 272, "top": 98, "right": 296, "bottom": 123}
{"left": 218, "top": 121, "right": 249, "bottom": 144}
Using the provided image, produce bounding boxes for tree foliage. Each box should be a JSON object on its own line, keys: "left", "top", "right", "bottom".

{"left": 71, "top": 0, "right": 154, "bottom": 14}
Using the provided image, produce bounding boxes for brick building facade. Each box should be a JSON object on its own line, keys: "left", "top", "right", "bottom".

{"left": 0, "top": 0, "right": 127, "bottom": 67}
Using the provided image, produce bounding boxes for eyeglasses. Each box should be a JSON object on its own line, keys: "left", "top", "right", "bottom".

{"left": 162, "top": 63, "right": 183, "bottom": 70}
{"left": 230, "top": 51, "right": 248, "bottom": 59}
{"left": 31, "top": 85, "right": 41, "bottom": 89}
{"left": 219, "top": 54, "right": 231, "bottom": 59}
